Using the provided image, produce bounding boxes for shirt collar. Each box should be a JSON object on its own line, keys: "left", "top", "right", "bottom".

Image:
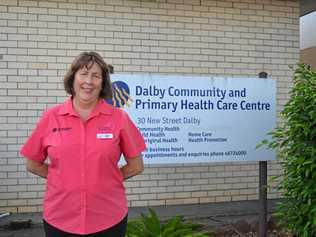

{"left": 57, "top": 97, "right": 114, "bottom": 116}
{"left": 90, "top": 99, "right": 114, "bottom": 116}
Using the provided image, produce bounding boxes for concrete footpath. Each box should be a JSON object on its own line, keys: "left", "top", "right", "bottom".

{"left": 0, "top": 200, "right": 278, "bottom": 237}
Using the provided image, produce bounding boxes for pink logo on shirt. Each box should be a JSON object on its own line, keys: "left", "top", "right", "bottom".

{"left": 52, "top": 127, "right": 72, "bottom": 132}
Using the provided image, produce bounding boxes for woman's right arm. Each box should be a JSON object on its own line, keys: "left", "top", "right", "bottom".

{"left": 26, "top": 159, "right": 48, "bottom": 178}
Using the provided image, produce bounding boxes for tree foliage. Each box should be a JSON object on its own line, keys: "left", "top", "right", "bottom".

{"left": 259, "top": 64, "right": 316, "bottom": 236}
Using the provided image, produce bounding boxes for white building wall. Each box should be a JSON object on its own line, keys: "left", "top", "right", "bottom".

{"left": 300, "top": 11, "right": 316, "bottom": 69}
{"left": 0, "top": 0, "right": 299, "bottom": 213}
{"left": 300, "top": 10, "right": 316, "bottom": 50}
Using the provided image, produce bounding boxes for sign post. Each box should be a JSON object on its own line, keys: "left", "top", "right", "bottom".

{"left": 258, "top": 72, "right": 268, "bottom": 237}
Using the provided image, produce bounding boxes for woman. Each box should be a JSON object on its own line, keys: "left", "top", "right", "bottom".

{"left": 20, "top": 52, "right": 146, "bottom": 237}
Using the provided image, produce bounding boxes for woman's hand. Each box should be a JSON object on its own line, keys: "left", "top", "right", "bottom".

{"left": 26, "top": 159, "right": 48, "bottom": 178}
{"left": 120, "top": 155, "right": 144, "bottom": 180}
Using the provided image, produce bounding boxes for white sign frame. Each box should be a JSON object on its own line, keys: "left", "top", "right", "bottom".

{"left": 111, "top": 75, "right": 276, "bottom": 164}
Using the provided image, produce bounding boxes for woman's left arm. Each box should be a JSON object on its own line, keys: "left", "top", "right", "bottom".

{"left": 120, "top": 154, "right": 144, "bottom": 180}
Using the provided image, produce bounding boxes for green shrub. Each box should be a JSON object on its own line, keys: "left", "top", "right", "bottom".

{"left": 259, "top": 64, "right": 316, "bottom": 236}
{"left": 126, "top": 208, "right": 209, "bottom": 237}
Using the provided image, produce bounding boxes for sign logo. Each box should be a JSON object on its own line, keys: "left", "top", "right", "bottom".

{"left": 106, "top": 81, "right": 132, "bottom": 108}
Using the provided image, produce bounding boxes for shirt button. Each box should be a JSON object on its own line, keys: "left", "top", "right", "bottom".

{"left": 81, "top": 173, "right": 84, "bottom": 177}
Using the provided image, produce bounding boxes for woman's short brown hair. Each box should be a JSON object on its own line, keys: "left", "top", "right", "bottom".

{"left": 64, "top": 52, "right": 113, "bottom": 99}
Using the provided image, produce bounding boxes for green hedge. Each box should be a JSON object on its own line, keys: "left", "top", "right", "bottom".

{"left": 260, "top": 64, "right": 316, "bottom": 236}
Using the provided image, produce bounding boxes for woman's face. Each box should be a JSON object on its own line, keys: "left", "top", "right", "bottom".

{"left": 73, "top": 62, "right": 103, "bottom": 105}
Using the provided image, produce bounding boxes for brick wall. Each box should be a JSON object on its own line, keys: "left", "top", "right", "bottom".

{"left": 0, "top": 0, "right": 299, "bottom": 212}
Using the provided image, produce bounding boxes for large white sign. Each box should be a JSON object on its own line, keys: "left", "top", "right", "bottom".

{"left": 110, "top": 75, "right": 276, "bottom": 164}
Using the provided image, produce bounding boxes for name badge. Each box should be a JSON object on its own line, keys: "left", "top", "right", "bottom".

{"left": 97, "top": 133, "right": 113, "bottom": 139}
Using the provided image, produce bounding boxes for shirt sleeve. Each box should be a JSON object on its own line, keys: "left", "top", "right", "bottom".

{"left": 119, "top": 110, "right": 146, "bottom": 158}
{"left": 20, "top": 111, "right": 49, "bottom": 163}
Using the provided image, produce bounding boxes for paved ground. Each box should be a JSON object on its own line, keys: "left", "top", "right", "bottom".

{"left": 0, "top": 200, "right": 277, "bottom": 237}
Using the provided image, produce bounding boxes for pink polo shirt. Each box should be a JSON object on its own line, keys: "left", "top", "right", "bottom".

{"left": 20, "top": 98, "right": 146, "bottom": 234}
